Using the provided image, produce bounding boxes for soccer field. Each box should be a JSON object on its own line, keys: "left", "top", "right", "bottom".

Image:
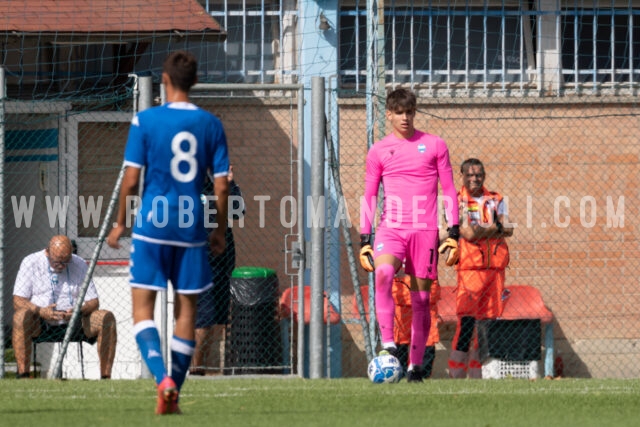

{"left": 1, "top": 377, "right": 639, "bottom": 427}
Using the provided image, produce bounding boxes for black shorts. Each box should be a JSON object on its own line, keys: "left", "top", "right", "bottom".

{"left": 195, "top": 237, "right": 235, "bottom": 328}
{"left": 37, "top": 318, "right": 96, "bottom": 345}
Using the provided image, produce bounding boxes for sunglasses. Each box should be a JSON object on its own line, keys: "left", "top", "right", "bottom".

{"left": 47, "top": 256, "right": 71, "bottom": 268}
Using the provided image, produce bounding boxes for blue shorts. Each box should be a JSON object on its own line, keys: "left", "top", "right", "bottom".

{"left": 129, "top": 238, "right": 212, "bottom": 294}
{"left": 373, "top": 227, "right": 440, "bottom": 280}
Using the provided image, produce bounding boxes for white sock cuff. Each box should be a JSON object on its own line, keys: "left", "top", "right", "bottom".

{"left": 171, "top": 337, "right": 195, "bottom": 355}
{"left": 133, "top": 319, "right": 156, "bottom": 335}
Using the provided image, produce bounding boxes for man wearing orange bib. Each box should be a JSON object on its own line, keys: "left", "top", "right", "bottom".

{"left": 448, "top": 158, "right": 514, "bottom": 378}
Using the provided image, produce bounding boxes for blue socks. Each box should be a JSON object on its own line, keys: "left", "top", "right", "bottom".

{"left": 171, "top": 335, "right": 195, "bottom": 391}
{"left": 134, "top": 320, "right": 166, "bottom": 384}
{"left": 134, "top": 320, "right": 196, "bottom": 392}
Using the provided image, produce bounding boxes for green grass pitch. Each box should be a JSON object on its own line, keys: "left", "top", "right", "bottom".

{"left": 1, "top": 377, "right": 639, "bottom": 426}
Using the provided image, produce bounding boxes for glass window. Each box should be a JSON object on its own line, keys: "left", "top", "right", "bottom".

{"left": 562, "top": 10, "right": 640, "bottom": 84}
{"left": 340, "top": 6, "right": 529, "bottom": 88}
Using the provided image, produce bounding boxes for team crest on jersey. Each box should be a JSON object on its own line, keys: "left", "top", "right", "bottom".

{"left": 417, "top": 144, "right": 426, "bottom": 153}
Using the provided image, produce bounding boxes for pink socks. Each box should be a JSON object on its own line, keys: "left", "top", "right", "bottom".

{"left": 374, "top": 265, "right": 432, "bottom": 369}
{"left": 374, "top": 264, "right": 397, "bottom": 346}
{"left": 409, "top": 290, "right": 431, "bottom": 368}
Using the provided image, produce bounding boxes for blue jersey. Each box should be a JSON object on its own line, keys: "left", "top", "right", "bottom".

{"left": 124, "top": 102, "right": 229, "bottom": 245}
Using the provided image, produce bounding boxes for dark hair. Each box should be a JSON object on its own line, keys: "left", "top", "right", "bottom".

{"left": 460, "top": 158, "right": 485, "bottom": 174}
{"left": 163, "top": 50, "right": 198, "bottom": 92}
{"left": 385, "top": 88, "right": 417, "bottom": 113}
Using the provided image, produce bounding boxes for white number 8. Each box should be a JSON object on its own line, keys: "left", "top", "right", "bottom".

{"left": 170, "top": 131, "right": 198, "bottom": 183}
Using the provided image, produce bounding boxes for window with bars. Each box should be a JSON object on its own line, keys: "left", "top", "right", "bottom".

{"left": 200, "top": 1, "right": 640, "bottom": 95}
{"left": 339, "top": 5, "right": 533, "bottom": 90}
{"left": 202, "top": 0, "right": 295, "bottom": 84}
{"left": 338, "top": 2, "right": 640, "bottom": 95}
{"left": 560, "top": 8, "right": 640, "bottom": 88}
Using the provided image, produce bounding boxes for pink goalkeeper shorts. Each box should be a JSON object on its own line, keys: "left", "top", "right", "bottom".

{"left": 372, "top": 227, "right": 440, "bottom": 280}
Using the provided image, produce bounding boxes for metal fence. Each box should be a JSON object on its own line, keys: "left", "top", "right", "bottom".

{"left": 333, "top": 92, "right": 639, "bottom": 379}
{"left": 1, "top": 74, "right": 639, "bottom": 380}
{"left": 0, "top": 78, "right": 308, "bottom": 379}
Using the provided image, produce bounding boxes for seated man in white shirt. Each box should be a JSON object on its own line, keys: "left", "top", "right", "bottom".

{"left": 12, "top": 235, "right": 117, "bottom": 379}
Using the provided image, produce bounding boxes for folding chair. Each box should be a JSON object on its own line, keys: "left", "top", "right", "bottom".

{"left": 33, "top": 322, "right": 97, "bottom": 379}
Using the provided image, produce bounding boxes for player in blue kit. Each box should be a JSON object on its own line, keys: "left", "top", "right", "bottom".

{"left": 107, "top": 50, "right": 229, "bottom": 415}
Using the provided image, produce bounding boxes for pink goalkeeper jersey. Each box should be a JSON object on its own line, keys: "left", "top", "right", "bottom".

{"left": 361, "top": 130, "right": 459, "bottom": 233}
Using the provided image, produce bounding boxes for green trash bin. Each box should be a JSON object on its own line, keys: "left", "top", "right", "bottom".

{"left": 225, "top": 266, "right": 282, "bottom": 374}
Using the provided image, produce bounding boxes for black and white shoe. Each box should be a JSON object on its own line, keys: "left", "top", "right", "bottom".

{"left": 406, "top": 367, "right": 424, "bottom": 383}
{"left": 378, "top": 347, "right": 399, "bottom": 358}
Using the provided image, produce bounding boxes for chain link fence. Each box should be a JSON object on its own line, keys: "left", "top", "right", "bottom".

{"left": 1, "top": 74, "right": 639, "bottom": 381}
{"left": 0, "top": 84, "right": 304, "bottom": 379}
{"left": 333, "top": 94, "right": 639, "bottom": 379}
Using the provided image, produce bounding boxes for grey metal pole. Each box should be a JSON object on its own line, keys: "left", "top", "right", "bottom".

{"left": 296, "top": 85, "right": 306, "bottom": 377}
{"left": 138, "top": 75, "right": 155, "bottom": 380}
{"left": 309, "top": 77, "right": 325, "bottom": 378}
{"left": 365, "top": 0, "right": 380, "bottom": 359}
{"left": 324, "top": 116, "right": 374, "bottom": 363}
{"left": 138, "top": 75, "right": 153, "bottom": 112}
{"left": 0, "top": 67, "right": 6, "bottom": 378}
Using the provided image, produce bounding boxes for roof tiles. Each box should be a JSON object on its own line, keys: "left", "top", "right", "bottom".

{"left": 0, "top": 0, "right": 221, "bottom": 34}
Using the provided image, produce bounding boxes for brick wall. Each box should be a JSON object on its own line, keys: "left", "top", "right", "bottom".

{"left": 336, "top": 99, "right": 639, "bottom": 377}
{"left": 75, "top": 97, "right": 639, "bottom": 377}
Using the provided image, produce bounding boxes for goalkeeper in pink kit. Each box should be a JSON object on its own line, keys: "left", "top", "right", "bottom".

{"left": 360, "top": 88, "right": 459, "bottom": 382}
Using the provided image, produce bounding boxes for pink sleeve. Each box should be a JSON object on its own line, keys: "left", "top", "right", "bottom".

{"left": 360, "top": 149, "right": 381, "bottom": 234}
{"left": 437, "top": 142, "right": 459, "bottom": 226}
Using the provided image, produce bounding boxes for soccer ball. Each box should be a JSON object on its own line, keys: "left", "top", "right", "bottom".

{"left": 367, "top": 354, "right": 403, "bottom": 383}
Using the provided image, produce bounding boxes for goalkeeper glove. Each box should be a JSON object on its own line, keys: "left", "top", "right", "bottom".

{"left": 438, "top": 225, "right": 460, "bottom": 267}
{"left": 359, "top": 234, "right": 375, "bottom": 272}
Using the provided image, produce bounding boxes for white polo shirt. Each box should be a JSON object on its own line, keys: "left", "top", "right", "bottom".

{"left": 13, "top": 250, "right": 99, "bottom": 323}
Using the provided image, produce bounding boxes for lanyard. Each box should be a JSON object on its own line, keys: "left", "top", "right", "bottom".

{"left": 49, "top": 267, "right": 72, "bottom": 308}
